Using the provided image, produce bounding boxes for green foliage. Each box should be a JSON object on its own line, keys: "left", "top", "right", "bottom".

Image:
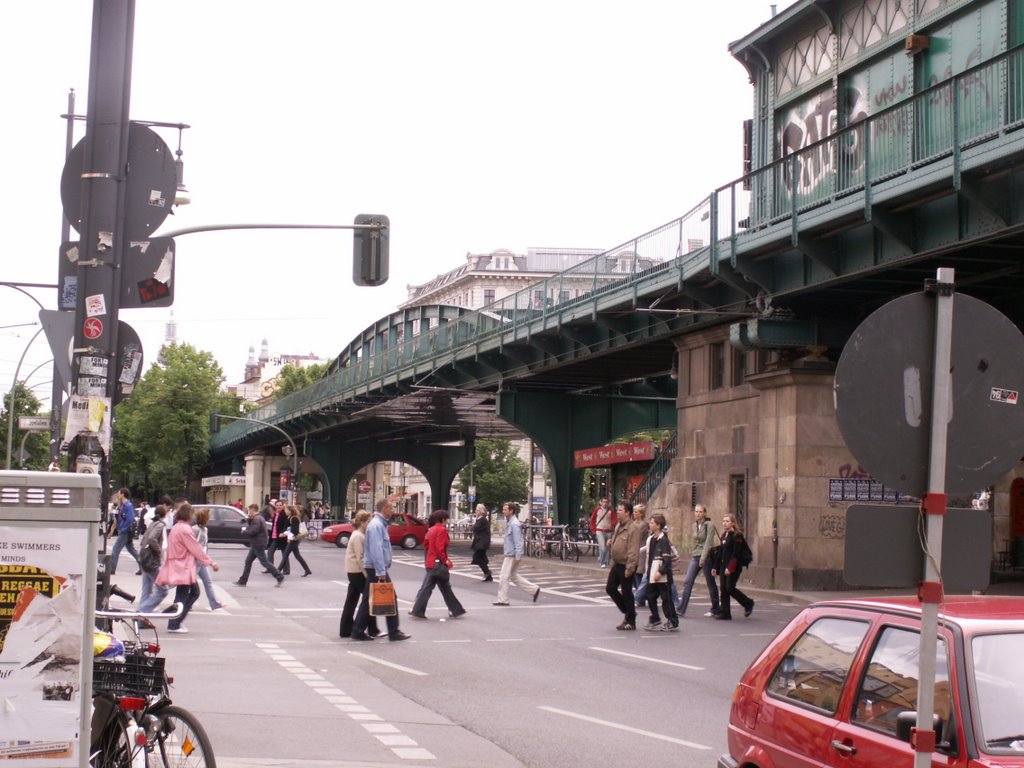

{"left": 110, "top": 343, "right": 224, "bottom": 498}
{"left": 273, "top": 363, "right": 328, "bottom": 399}
{"left": 455, "top": 438, "right": 529, "bottom": 514}
{"left": 0, "top": 383, "right": 50, "bottom": 470}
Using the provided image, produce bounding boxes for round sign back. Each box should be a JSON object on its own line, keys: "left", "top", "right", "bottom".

{"left": 835, "top": 292, "right": 1024, "bottom": 495}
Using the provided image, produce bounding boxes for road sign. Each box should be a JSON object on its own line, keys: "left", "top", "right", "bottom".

{"left": 835, "top": 292, "right": 1024, "bottom": 495}
{"left": 358, "top": 480, "right": 372, "bottom": 494}
{"left": 18, "top": 416, "right": 51, "bottom": 432}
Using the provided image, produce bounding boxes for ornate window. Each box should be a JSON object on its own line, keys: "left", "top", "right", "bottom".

{"left": 840, "top": 0, "right": 911, "bottom": 60}
{"left": 777, "top": 24, "right": 835, "bottom": 97}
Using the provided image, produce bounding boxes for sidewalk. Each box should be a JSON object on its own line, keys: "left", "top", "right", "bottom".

{"left": 446, "top": 538, "right": 1024, "bottom": 606}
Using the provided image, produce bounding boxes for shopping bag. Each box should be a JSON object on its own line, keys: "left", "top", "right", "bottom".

{"left": 369, "top": 580, "right": 397, "bottom": 616}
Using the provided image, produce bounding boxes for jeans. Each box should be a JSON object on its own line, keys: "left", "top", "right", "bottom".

{"left": 605, "top": 562, "right": 636, "bottom": 625}
{"left": 265, "top": 537, "right": 287, "bottom": 568}
{"left": 354, "top": 567, "right": 399, "bottom": 638}
{"left": 197, "top": 563, "right": 222, "bottom": 609}
{"left": 411, "top": 563, "right": 464, "bottom": 616}
{"left": 238, "top": 545, "right": 282, "bottom": 584}
{"left": 635, "top": 574, "right": 677, "bottom": 607}
{"left": 677, "top": 555, "right": 721, "bottom": 615}
{"left": 340, "top": 571, "right": 378, "bottom": 637}
{"left": 109, "top": 531, "right": 139, "bottom": 574}
{"left": 596, "top": 530, "right": 610, "bottom": 566}
{"left": 138, "top": 578, "right": 167, "bottom": 613}
{"left": 168, "top": 583, "right": 199, "bottom": 630}
{"left": 279, "top": 540, "right": 311, "bottom": 575}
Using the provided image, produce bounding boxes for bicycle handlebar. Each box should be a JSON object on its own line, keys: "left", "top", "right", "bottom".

{"left": 95, "top": 602, "right": 185, "bottom": 621}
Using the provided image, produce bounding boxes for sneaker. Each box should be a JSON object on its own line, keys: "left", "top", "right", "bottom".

{"left": 275, "top": 577, "right": 284, "bottom": 588}
{"left": 744, "top": 601, "right": 755, "bottom": 618}
{"left": 350, "top": 633, "right": 373, "bottom": 641}
{"left": 448, "top": 610, "right": 466, "bottom": 618}
{"left": 234, "top": 580, "right": 247, "bottom": 587}
{"left": 408, "top": 611, "right": 428, "bottom": 619}
{"left": 703, "top": 611, "right": 717, "bottom": 617}
{"left": 617, "top": 622, "right": 636, "bottom": 631}
{"left": 389, "top": 631, "right": 411, "bottom": 642}
{"left": 167, "top": 626, "right": 188, "bottom": 634}
{"left": 642, "top": 622, "right": 661, "bottom": 631}
{"left": 211, "top": 603, "right": 225, "bottom": 611}
{"left": 660, "top": 622, "right": 679, "bottom": 632}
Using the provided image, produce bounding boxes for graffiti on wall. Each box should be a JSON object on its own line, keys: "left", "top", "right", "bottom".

{"left": 819, "top": 514, "right": 847, "bottom": 539}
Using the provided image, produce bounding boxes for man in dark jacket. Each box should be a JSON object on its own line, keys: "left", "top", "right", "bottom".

{"left": 236, "top": 504, "right": 285, "bottom": 586}
{"left": 470, "top": 504, "right": 492, "bottom": 581}
{"left": 265, "top": 500, "right": 290, "bottom": 571}
{"left": 606, "top": 501, "right": 642, "bottom": 630}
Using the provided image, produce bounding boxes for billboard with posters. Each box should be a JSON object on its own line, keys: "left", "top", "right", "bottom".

{"left": 0, "top": 472, "right": 99, "bottom": 767}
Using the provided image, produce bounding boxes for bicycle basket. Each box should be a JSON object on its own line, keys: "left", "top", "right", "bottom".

{"left": 93, "top": 653, "right": 165, "bottom": 698}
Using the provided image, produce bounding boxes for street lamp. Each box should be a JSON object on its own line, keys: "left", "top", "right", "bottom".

{"left": 211, "top": 412, "right": 298, "bottom": 499}
{"left": 5, "top": 327, "right": 44, "bottom": 469}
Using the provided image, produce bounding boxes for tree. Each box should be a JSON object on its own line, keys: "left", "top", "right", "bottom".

{"left": 272, "top": 363, "right": 328, "bottom": 399}
{"left": 111, "top": 343, "right": 224, "bottom": 499}
{"left": 0, "top": 383, "right": 50, "bottom": 470}
{"left": 455, "top": 438, "right": 529, "bottom": 514}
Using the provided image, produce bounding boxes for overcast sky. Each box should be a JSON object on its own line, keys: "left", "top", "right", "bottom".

{"left": 1, "top": 1, "right": 794, "bottom": 412}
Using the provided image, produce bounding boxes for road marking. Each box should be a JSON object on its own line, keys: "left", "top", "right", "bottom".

{"left": 485, "top": 637, "right": 524, "bottom": 642}
{"left": 434, "top": 639, "right": 472, "bottom": 644}
{"left": 538, "top": 706, "right": 711, "bottom": 750}
{"left": 589, "top": 646, "right": 704, "bottom": 671}
{"left": 348, "top": 651, "right": 429, "bottom": 676}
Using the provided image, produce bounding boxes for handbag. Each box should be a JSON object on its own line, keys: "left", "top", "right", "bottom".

{"left": 433, "top": 561, "right": 450, "bottom": 580}
{"left": 369, "top": 579, "right": 397, "bottom": 616}
{"left": 296, "top": 520, "right": 308, "bottom": 541}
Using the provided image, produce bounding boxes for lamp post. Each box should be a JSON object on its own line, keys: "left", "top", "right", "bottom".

{"left": 212, "top": 413, "right": 298, "bottom": 501}
{"left": 5, "top": 327, "right": 44, "bottom": 470}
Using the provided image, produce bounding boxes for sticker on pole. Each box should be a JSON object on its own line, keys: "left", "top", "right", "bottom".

{"left": 83, "top": 317, "right": 103, "bottom": 340}
{"left": 991, "top": 388, "right": 1019, "bottom": 405}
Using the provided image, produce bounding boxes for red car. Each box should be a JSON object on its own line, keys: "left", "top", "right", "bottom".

{"left": 322, "top": 512, "right": 427, "bottom": 550}
{"left": 720, "top": 595, "right": 1024, "bottom": 768}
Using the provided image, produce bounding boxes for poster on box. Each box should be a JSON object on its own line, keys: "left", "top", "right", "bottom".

{"left": 0, "top": 526, "right": 89, "bottom": 766}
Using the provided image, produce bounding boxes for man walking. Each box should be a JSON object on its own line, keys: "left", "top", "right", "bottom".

{"left": 470, "top": 503, "right": 492, "bottom": 581}
{"left": 494, "top": 502, "right": 541, "bottom": 605}
{"left": 606, "top": 501, "right": 641, "bottom": 630}
{"left": 109, "top": 487, "right": 141, "bottom": 575}
{"left": 352, "top": 500, "right": 411, "bottom": 642}
{"left": 590, "top": 497, "right": 616, "bottom": 568}
{"left": 236, "top": 504, "right": 285, "bottom": 587}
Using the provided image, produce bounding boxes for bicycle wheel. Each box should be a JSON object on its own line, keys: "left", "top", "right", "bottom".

{"left": 89, "top": 699, "right": 133, "bottom": 768}
{"left": 149, "top": 704, "right": 216, "bottom": 768}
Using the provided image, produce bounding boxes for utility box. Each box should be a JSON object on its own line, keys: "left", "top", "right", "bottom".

{"left": 0, "top": 470, "right": 100, "bottom": 768}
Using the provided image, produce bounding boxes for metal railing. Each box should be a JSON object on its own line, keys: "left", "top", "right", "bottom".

{"left": 213, "top": 45, "right": 1024, "bottom": 448}
{"left": 627, "top": 433, "right": 679, "bottom": 507}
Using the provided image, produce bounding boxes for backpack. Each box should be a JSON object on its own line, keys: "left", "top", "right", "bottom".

{"left": 296, "top": 520, "right": 309, "bottom": 541}
{"left": 737, "top": 538, "right": 753, "bottom": 568}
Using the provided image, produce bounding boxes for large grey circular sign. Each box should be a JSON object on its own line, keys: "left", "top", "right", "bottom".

{"left": 835, "top": 292, "right": 1024, "bottom": 495}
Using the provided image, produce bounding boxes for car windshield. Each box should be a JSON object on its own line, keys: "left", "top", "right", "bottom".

{"left": 971, "top": 632, "right": 1024, "bottom": 752}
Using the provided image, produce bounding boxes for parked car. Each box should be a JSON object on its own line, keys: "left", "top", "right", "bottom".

{"left": 196, "top": 504, "right": 249, "bottom": 544}
{"left": 719, "top": 595, "right": 1024, "bottom": 768}
{"left": 322, "top": 512, "right": 427, "bottom": 549}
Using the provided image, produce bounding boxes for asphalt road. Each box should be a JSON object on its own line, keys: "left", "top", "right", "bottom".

{"left": 104, "top": 539, "right": 803, "bottom": 768}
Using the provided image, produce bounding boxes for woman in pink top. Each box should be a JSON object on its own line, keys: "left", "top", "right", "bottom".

{"left": 157, "top": 503, "right": 219, "bottom": 633}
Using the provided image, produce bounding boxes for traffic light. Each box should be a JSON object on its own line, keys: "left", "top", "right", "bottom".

{"left": 352, "top": 214, "right": 389, "bottom": 287}
{"left": 210, "top": 414, "right": 221, "bottom": 433}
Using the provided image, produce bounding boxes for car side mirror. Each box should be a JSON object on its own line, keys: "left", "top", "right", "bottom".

{"left": 896, "top": 712, "right": 943, "bottom": 746}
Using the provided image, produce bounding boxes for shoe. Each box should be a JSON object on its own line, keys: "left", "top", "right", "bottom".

{"left": 261, "top": 569, "right": 271, "bottom": 573}
{"left": 448, "top": 610, "right": 466, "bottom": 618}
{"left": 533, "top": 588, "right": 541, "bottom": 603}
{"left": 350, "top": 633, "right": 373, "bottom": 641}
{"left": 389, "top": 631, "right": 411, "bottom": 642}
{"left": 660, "top": 622, "right": 679, "bottom": 632}
{"left": 642, "top": 622, "right": 661, "bottom": 631}
{"left": 368, "top": 630, "right": 382, "bottom": 638}
{"left": 617, "top": 622, "right": 635, "bottom": 631}
{"left": 715, "top": 614, "right": 732, "bottom": 621}
{"left": 340, "top": 631, "right": 351, "bottom": 638}
{"left": 408, "top": 611, "right": 428, "bottom": 619}
{"left": 281, "top": 571, "right": 291, "bottom": 576}
{"left": 302, "top": 571, "right": 312, "bottom": 577}
{"left": 600, "top": 564, "right": 607, "bottom": 568}
{"left": 703, "top": 611, "right": 717, "bottom": 617}
{"left": 744, "top": 601, "right": 755, "bottom": 618}
{"left": 135, "top": 570, "right": 142, "bottom": 575}
{"left": 234, "top": 580, "right": 247, "bottom": 587}
{"left": 275, "top": 577, "right": 284, "bottom": 588}
{"left": 167, "top": 626, "right": 188, "bottom": 634}
{"left": 211, "top": 603, "right": 225, "bottom": 611}
{"left": 482, "top": 575, "right": 493, "bottom": 582}
{"left": 493, "top": 601, "right": 510, "bottom": 606}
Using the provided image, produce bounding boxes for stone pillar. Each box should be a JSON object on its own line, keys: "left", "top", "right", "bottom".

{"left": 748, "top": 359, "right": 846, "bottom": 590}
{"left": 244, "top": 452, "right": 267, "bottom": 508}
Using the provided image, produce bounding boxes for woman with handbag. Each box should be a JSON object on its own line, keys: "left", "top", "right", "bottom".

{"left": 278, "top": 505, "right": 312, "bottom": 577}
{"left": 677, "top": 504, "right": 721, "bottom": 618}
{"left": 409, "top": 510, "right": 466, "bottom": 619}
{"left": 711, "top": 513, "right": 754, "bottom": 620}
{"left": 340, "top": 511, "right": 379, "bottom": 638}
{"left": 642, "top": 513, "right": 679, "bottom": 631}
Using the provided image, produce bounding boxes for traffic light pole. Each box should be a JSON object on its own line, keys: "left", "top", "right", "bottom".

{"left": 67, "top": 0, "right": 134, "bottom": 488}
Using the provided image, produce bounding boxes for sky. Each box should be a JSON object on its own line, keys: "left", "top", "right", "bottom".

{"left": 1, "top": 1, "right": 795, "bottom": 413}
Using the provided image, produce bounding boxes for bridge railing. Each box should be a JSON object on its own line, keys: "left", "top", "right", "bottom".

{"left": 212, "top": 44, "right": 1024, "bottom": 448}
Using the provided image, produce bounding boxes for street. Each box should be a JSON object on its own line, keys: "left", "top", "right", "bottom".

{"left": 106, "top": 539, "right": 802, "bottom": 767}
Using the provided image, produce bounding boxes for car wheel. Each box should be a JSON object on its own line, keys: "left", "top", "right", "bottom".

{"left": 335, "top": 533, "right": 350, "bottom": 548}
{"left": 401, "top": 535, "right": 418, "bottom": 550}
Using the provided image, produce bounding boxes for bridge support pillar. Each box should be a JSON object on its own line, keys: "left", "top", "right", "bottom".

{"left": 497, "top": 391, "right": 675, "bottom": 524}
{"left": 306, "top": 437, "right": 473, "bottom": 516}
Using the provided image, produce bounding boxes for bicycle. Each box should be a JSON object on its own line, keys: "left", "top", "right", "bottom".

{"left": 91, "top": 584, "right": 216, "bottom": 767}
{"left": 305, "top": 518, "right": 321, "bottom": 542}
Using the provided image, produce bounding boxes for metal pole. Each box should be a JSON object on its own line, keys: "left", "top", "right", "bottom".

{"left": 914, "top": 266, "right": 955, "bottom": 768}
{"left": 52, "top": 88, "right": 77, "bottom": 467}
{"left": 5, "top": 328, "right": 45, "bottom": 469}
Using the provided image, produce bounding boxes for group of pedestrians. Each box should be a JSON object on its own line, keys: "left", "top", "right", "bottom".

{"left": 605, "top": 501, "right": 754, "bottom": 631}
